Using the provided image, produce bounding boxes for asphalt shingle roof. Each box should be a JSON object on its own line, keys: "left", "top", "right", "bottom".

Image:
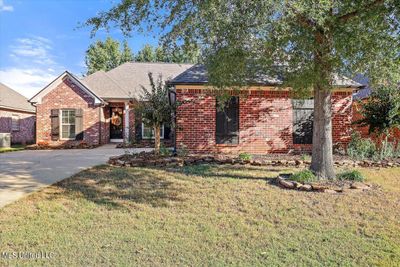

{"left": 0, "top": 82, "right": 35, "bottom": 113}
{"left": 82, "top": 70, "right": 129, "bottom": 99}
{"left": 170, "top": 64, "right": 363, "bottom": 88}
{"left": 84, "top": 62, "right": 194, "bottom": 100}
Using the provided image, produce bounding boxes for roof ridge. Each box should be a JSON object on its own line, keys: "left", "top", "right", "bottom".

{"left": 124, "top": 61, "right": 194, "bottom": 66}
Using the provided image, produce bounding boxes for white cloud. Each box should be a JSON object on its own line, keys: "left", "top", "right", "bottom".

{"left": 0, "top": 0, "right": 13, "bottom": 12}
{"left": 10, "top": 36, "right": 54, "bottom": 63}
{"left": 0, "top": 36, "right": 64, "bottom": 98}
{"left": 0, "top": 68, "right": 57, "bottom": 98}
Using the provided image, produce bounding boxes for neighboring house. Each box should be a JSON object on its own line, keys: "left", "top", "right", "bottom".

{"left": 169, "top": 64, "right": 363, "bottom": 154}
{"left": 0, "top": 83, "right": 36, "bottom": 144}
{"left": 29, "top": 62, "right": 193, "bottom": 146}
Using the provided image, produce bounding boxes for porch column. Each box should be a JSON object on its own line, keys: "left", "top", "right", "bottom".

{"left": 124, "top": 102, "right": 129, "bottom": 143}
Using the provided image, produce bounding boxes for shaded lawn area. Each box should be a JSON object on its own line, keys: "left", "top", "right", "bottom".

{"left": 0, "top": 144, "right": 25, "bottom": 153}
{"left": 0, "top": 165, "right": 399, "bottom": 266}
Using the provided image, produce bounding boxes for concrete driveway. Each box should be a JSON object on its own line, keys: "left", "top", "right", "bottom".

{"left": 0, "top": 144, "right": 150, "bottom": 208}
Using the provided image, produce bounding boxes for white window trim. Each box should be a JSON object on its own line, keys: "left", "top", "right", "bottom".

{"left": 11, "top": 114, "right": 20, "bottom": 132}
{"left": 60, "top": 109, "right": 76, "bottom": 140}
{"left": 141, "top": 123, "right": 164, "bottom": 139}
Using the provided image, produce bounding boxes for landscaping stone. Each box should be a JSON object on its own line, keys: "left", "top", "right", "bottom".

{"left": 350, "top": 182, "right": 370, "bottom": 190}
{"left": 279, "top": 179, "right": 295, "bottom": 189}
{"left": 107, "top": 151, "right": 399, "bottom": 174}
{"left": 299, "top": 184, "right": 312, "bottom": 191}
{"left": 310, "top": 183, "right": 329, "bottom": 192}
{"left": 324, "top": 189, "right": 338, "bottom": 194}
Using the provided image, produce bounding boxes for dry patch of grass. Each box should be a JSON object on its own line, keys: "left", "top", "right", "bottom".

{"left": 0, "top": 165, "right": 399, "bottom": 266}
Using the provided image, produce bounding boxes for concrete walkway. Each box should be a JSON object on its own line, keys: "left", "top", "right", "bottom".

{"left": 0, "top": 144, "right": 150, "bottom": 208}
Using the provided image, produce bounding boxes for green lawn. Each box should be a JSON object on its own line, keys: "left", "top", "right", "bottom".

{"left": 0, "top": 164, "right": 399, "bottom": 266}
{"left": 0, "top": 144, "right": 25, "bottom": 153}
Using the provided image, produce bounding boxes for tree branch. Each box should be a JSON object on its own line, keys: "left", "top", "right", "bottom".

{"left": 336, "top": 0, "right": 385, "bottom": 22}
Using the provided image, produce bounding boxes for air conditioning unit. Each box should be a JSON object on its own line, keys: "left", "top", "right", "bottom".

{"left": 0, "top": 133, "right": 11, "bottom": 148}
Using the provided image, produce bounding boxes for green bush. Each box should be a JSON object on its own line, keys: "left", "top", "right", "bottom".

{"left": 337, "top": 170, "right": 364, "bottom": 182}
{"left": 300, "top": 154, "right": 311, "bottom": 161}
{"left": 159, "top": 144, "right": 171, "bottom": 157}
{"left": 177, "top": 143, "right": 189, "bottom": 157}
{"left": 347, "top": 133, "right": 376, "bottom": 160}
{"left": 238, "top": 152, "right": 252, "bottom": 161}
{"left": 374, "top": 137, "right": 397, "bottom": 160}
{"left": 290, "top": 170, "right": 317, "bottom": 183}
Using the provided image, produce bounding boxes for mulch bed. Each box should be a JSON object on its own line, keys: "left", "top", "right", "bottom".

{"left": 25, "top": 143, "right": 99, "bottom": 150}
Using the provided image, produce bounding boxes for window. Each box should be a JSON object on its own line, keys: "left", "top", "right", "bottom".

{"left": 292, "top": 99, "right": 314, "bottom": 144}
{"left": 11, "top": 114, "right": 20, "bottom": 131}
{"left": 61, "top": 109, "right": 76, "bottom": 139}
{"left": 216, "top": 96, "right": 239, "bottom": 144}
{"left": 141, "top": 123, "right": 164, "bottom": 139}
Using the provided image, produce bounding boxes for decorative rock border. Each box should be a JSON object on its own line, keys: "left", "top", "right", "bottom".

{"left": 276, "top": 175, "right": 372, "bottom": 193}
{"left": 108, "top": 153, "right": 400, "bottom": 169}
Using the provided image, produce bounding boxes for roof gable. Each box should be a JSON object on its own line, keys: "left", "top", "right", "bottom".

{"left": 29, "top": 71, "right": 104, "bottom": 105}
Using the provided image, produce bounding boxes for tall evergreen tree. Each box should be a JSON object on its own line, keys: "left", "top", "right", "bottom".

{"left": 85, "top": 37, "right": 134, "bottom": 75}
{"left": 136, "top": 44, "right": 156, "bottom": 62}
{"left": 121, "top": 40, "right": 134, "bottom": 63}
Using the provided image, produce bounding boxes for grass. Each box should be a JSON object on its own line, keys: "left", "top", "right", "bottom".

{"left": 0, "top": 164, "right": 399, "bottom": 266}
{"left": 0, "top": 144, "right": 25, "bottom": 153}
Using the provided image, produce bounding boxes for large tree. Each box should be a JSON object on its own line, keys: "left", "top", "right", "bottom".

{"left": 85, "top": 37, "right": 134, "bottom": 75}
{"left": 85, "top": 0, "right": 399, "bottom": 179}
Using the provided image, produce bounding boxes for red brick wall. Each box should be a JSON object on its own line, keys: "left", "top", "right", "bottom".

{"left": 0, "top": 108, "right": 35, "bottom": 144}
{"left": 332, "top": 91, "right": 353, "bottom": 148}
{"left": 176, "top": 88, "right": 353, "bottom": 154}
{"left": 36, "top": 77, "right": 102, "bottom": 145}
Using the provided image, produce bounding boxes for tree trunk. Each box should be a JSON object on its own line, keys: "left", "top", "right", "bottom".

{"left": 310, "top": 86, "right": 335, "bottom": 179}
{"left": 310, "top": 28, "right": 335, "bottom": 180}
{"left": 154, "top": 124, "right": 161, "bottom": 155}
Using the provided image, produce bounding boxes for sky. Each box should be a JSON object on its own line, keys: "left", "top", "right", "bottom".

{"left": 0, "top": 0, "right": 160, "bottom": 98}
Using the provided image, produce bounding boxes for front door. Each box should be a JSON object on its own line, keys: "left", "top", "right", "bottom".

{"left": 110, "top": 107, "right": 123, "bottom": 140}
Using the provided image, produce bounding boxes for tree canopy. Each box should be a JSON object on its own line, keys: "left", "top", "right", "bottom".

{"left": 86, "top": 37, "right": 199, "bottom": 75}
{"left": 85, "top": 37, "right": 133, "bottom": 75}
{"left": 135, "top": 43, "right": 200, "bottom": 63}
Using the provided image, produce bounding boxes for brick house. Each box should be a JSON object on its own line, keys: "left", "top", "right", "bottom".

{"left": 30, "top": 62, "right": 362, "bottom": 153}
{"left": 29, "top": 62, "right": 193, "bottom": 146}
{"left": 169, "top": 65, "right": 363, "bottom": 154}
{"left": 0, "top": 82, "right": 36, "bottom": 145}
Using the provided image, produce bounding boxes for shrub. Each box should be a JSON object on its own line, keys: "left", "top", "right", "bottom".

{"left": 347, "top": 132, "right": 376, "bottom": 160}
{"left": 159, "top": 144, "right": 171, "bottom": 157}
{"left": 374, "top": 137, "right": 396, "bottom": 160}
{"left": 177, "top": 143, "right": 189, "bottom": 157}
{"left": 337, "top": 170, "right": 364, "bottom": 182}
{"left": 300, "top": 154, "right": 311, "bottom": 161}
{"left": 238, "top": 152, "right": 252, "bottom": 161}
{"left": 290, "top": 170, "right": 317, "bottom": 183}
